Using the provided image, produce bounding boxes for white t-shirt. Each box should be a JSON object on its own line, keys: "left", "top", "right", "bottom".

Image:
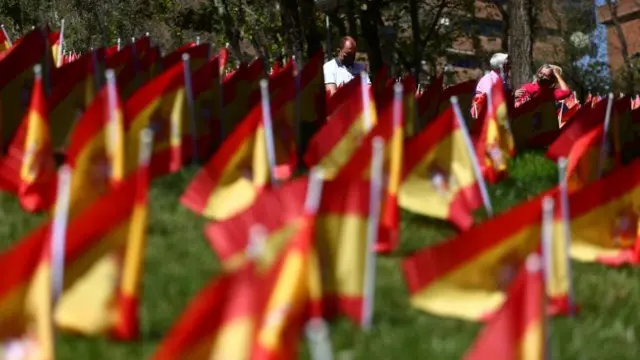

{"left": 323, "top": 59, "right": 371, "bottom": 87}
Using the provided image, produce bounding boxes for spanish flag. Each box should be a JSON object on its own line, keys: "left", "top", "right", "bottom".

{"left": 205, "top": 177, "right": 309, "bottom": 272}
{"left": 151, "top": 265, "right": 259, "bottom": 360}
{"left": 117, "top": 46, "right": 162, "bottom": 100}
{"left": 0, "top": 28, "right": 52, "bottom": 152}
{"left": 402, "top": 189, "right": 571, "bottom": 321}
{"left": 475, "top": 80, "right": 515, "bottom": 184}
{"left": 65, "top": 84, "right": 125, "bottom": 217}
{"left": 206, "top": 176, "right": 372, "bottom": 324}
{"left": 221, "top": 58, "right": 265, "bottom": 136}
{"left": 564, "top": 158, "right": 640, "bottom": 266}
{"left": 509, "top": 92, "right": 558, "bottom": 149}
{"left": 334, "top": 78, "right": 412, "bottom": 253}
{"left": 190, "top": 56, "right": 223, "bottom": 160}
{"left": 415, "top": 73, "right": 444, "bottom": 132}
{"left": 17, "top": 66, "right": 56, "bottom": 212}
{"left": 162, "top": 43, "right": 211, "bottom": 74}
{"left": 464, "top": 254, "right": 545, "bottom": 360}
{"left": 180, "top": 91, "right": 286, "bottom": 220}
{"left": 105, "top": 36, "right": 152, "bottom": 76}
{"left": 399, "top": 104, "right": 482, "bottom": 230}
{"left": 304, "top": 75, "right": 377, "bottom": 179}
{"left": 53, "top": 164, "right": 149, "bottom": 339}
{"left": 564, "top": 123, "right": 619, "bottom": 191}
{"left": 546, "top": 100, "right": 607, "bottom": 161}
{"left": 251, "top": 214, "right": 318, "bottom": 359}
{"left": 124, "top": 61, "right": 186, "bottom": 177}
{"left": 154, "top": 212, "right": 317, "bottom": 359}
{"left": 0, "top": 65, "right": 56, "bottom": 211}
{"left": 0, "top": 221, "right": 54, "bottom": 360}
{"left": 48, "top": 30, "right": 62, "bottom": 67}
{"left": 48, "top": 50, "right": 101, "bottom": 149}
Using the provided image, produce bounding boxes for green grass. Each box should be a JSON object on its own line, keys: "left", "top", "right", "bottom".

{"left": 3, "top": 150, "right": 640, "bottom": 359}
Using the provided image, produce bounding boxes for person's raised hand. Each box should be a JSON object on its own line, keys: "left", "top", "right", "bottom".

{"left": 514, "top": 88, "right": 525, "bottom": 97}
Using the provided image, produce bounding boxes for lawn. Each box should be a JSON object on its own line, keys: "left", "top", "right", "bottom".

{"left": 2, "top": 150, "right": 640, "bottom": 359}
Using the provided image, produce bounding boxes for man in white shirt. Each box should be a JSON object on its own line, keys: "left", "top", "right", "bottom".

{"left": 323, "top": 36, "right": 371, "bottom": 95}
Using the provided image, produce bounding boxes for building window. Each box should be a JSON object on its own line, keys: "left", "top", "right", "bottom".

{"left": 449, "top": 55, "right": 480, "bottom": 69}
{"left": 461, "top": 18, "right": 504, "bottom": 38}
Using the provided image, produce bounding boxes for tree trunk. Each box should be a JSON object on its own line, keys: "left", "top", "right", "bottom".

{"left": 359, "top": 0, "right": 383, "bottom": 75}
{"left": 298, "top": 0, "right": 323, "bottom": 59}
{"left": 278, "top": 0, "right": 304, "bottom": 61}
{"left": 508, "top": 0, "right": 533, "bottom": 89}
{"left": 345, "top": 0, "right": 358, "bottom": 36}
{"left": 214, "top": 0, "right": 243, "bottom": 62}
{"left": 409, "top": 0, "right": 421, "bottom": 85}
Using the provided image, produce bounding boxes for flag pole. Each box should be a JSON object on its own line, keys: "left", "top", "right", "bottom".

{"left": 361, "top": 72, "right": 374, "bottom": 131}
{"left": 557, "top": 157, "right": 576, "bottom": 316}
{"left": 117, "top": 37, "right": 121, "bottom": 51}
{"left": 541, "top": 196, "right": 555, "bottom": 360}
{"left": 304, "top": 167, "right": 333, "bottom": 360}
{"left": 105, "top": 69, "right": 123, "bottom": 179}
{"left": 1, "top": 24, "right": 12, "bottom": 46}
{"left": 196, "top": 36, "right": 200, "bottom": 46}
{"left": 362, "top": 136, "right": 385, "bottom": 331}
{"left": 597, "top": 92, "right": 614, "bottom": 178}
{"left": 450, "top": 95, "right": 493, "bottom": 217}
{"left": 259, "top": 79, "right": 279, "bottom": 186}
{"left": 182, "top": 53, "right": 199, "bottom": 165}
{"left": 56, "top": 19, "right": 65, "bottom": 67}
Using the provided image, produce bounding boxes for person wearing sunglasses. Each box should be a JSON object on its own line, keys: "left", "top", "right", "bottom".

{"left": 514, "top": 64, "right": 571, "bottom": 108}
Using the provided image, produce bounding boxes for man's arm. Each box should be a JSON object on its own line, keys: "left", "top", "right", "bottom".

{"left": 553, "top": 69, "right": 571, "bottom": 100}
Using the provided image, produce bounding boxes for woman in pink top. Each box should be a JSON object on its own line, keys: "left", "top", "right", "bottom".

{"left": 514, "top": 64, "right": 571, "bottom": 107}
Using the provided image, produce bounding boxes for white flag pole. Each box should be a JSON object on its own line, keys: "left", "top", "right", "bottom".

{"left": 597, "top": 92, "right": 614, "bottom": 178}
{"left": 541, "top": 196, "right": 554, "bottom": 360}
{"left": 304, "top": 167, "right": 333, "bottom": 360}
{"left": 557, "top": 157, "right": 575, "bottom": 316}
{"left": 1, "top": 24, "right": 12, "bottom": 46}
{"left": 104, "top": 69, "right": 122, "bottom": 179}
{"left": 196, "top": 36, "right": 200, "bottom": 46}
{"left": 259, "top": 78, "right": 279, "bottom": 186}
{"left": 117, "top": 38, "right": 121, "bottom": 51}
{"left": 361, "top": 72, "right": 373, "bottom": 131}
{"left": 51, "top": 164, "right": 72, "bottom": 305}
{"left": 450, "top": 96, "right": 493, "bottom": 216}
{"left": 361, "top": 136, "right": 385, "bottom": 331}
{"left": 56, "top": 19, "right": 65, "bottom": 67}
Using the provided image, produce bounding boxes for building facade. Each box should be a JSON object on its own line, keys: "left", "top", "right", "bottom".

{"left": 597, "top": 0, "right": 640, "bottom": 78}
{"left": 445, "top": 0, "right": 566, "bottom": 83}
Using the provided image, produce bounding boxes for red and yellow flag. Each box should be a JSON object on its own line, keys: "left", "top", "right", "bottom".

{"left": 53, "top": 164, "right": 149, "bottom": 339}
{"left": 117, "top": 46, "right": 162, "bottom": 100}
{"left": 48, "top": 50, "right": 101, "bottom": 149}
{"left": 510, "top": 92, "right": 559, "bottom": 148}
{"left": 402, "top": 188, "right": 572, "bottom": 320}
{"left": 221, "top": 58, "right": 265, "bottom": 136}
{"left": 151, "top": 266, "right": 260, "bottom": 360}
{"left": 0, "top": 28, "right": 53, "bottom": 152}
{"left": 464, "top": 255, "right": 545, "bottom": 360}
{"left": 0, "top": 222, "right": 54, "bottom": 360}
{"left": 124, "top": 61, "right": 186, "bottom": 177}
{"left": 475, "top": 80, "right": 515, "bottom": 183}
{"left": 304, "top": 75, "right": 377, "bottom": 179}
{"left": 399, "top": 104, "right": 483, "bottom": 230}
{"left": 564, "top": 158, "right": 640, "bottom": 266}
{"left": 65, "top": 84, "right": 125, "bottom": 217}
{"left": 0, "top": 27, "right": 11, "bottom": 53}
{"left": 162, "top": 43, "right": 211, "bottom": 74}
{"left": 0, "top": 66, "right": 57, "bottom": 211}
{"left": 180, "top": 90, "right": 289, "bottom": 220}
